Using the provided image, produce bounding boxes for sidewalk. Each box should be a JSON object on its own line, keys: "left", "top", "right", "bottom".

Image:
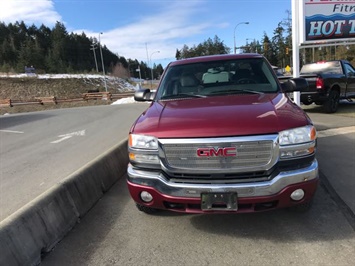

{"left": 305, "top": 108, "right": 355, "bottom": 217}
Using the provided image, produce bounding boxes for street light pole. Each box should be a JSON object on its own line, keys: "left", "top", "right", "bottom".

{"left": 234, "top": 22, "right": 249, "bottom": 54}
{"left": 99, "top": 32, "right": 108, "bottom": 92}
{"left": 150, "top": 50, "right": 160, "bottom": 89}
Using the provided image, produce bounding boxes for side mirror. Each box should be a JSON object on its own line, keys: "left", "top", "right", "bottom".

{"left": 281, "top": 78, "right": 308, "bottom": 92}
{"left": 134, "top": 89, "right": 155, "bottom": 102}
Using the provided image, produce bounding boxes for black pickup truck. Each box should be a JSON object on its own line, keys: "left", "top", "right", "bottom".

{"left": 299, "top": 60, "right": 355, "bottom": 113}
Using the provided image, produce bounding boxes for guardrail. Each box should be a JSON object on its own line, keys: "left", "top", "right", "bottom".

{"left": 0, "top": 92, "right": 135, "bottom": 107}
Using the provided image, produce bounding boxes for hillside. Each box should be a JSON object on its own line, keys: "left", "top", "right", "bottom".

{"left": 0, "top": 74, "right": 137, "bottom": 115}
{"left": 0, "top": 74, "right": 136, "bottom": 100}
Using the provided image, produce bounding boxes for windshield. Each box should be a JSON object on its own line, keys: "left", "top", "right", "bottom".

{"left": 156, "top": 58, "right": 279, "bottom": 100}
{"left": 300, "top": 61, "right": 343, "bottom": 75}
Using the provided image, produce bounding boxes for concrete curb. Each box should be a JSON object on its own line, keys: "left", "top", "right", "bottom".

{"left": 0, "top": 139, "right": 128, "bottom": 266}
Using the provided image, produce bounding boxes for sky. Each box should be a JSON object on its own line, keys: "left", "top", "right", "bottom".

{"left": 0, "top": 0, "right": 291, "bottom": 67}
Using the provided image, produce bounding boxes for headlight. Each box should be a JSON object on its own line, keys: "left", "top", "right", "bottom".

{"left": 129, "top": 134, "right": 160, "bottom": 168}
{"left": 279, "top": 125, "right": 316, "bottom": 145}
{"left": 129, "top": 134, "right": 158, "bottom": 150}
{"left": 279, "top": 126, "right": 316, "bottom": 159}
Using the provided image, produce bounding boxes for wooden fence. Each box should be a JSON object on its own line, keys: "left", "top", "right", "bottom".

{"left": 0, "top": 92, "right": 135, "bottom": 107}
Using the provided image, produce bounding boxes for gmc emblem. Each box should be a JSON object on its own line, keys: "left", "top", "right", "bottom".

{"left": 197, "top": 147, "right": 237, "bottom": 157}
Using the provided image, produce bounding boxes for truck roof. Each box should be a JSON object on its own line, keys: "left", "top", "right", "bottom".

{"left": 169, "top": 53, "right": 263, "bottom": 66}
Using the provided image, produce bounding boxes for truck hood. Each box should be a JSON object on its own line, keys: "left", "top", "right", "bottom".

{"left": 132, "top": 94, "right": 312, "bottom": 138}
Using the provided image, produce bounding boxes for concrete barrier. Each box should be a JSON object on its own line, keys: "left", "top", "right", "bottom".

{"left": 0, "top": 139, "right": 128, "bottom": 266}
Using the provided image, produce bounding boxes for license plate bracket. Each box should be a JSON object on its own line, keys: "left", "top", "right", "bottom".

{"left": 201, "top": 192, "right": 238, "bottom": 211}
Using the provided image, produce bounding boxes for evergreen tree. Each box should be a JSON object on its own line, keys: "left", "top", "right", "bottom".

{"left": 0, "top": 37, "right": 16, "bottom": 66}
{"left": 48, "top": 21, "right": 68, "bottom": 72}
{"left": 118, "top": 56, "right": 128, "bottom": 69}
{"left": 17, "top": 38, "right": 38, "bottom": 71}
{"left": 176, "top": 35, "right": 230, "bottom": 59}
{"left": 156, "top": 64, "right": 164, "bottom": 76}
{"left": 261, "top": 33, "right": 277, "bottom": 66}
{"left": 175, "top": 49, "right": 181, "bottom": 60}
{"left": 272, "top": 22, "right": 286, "bottom": 68}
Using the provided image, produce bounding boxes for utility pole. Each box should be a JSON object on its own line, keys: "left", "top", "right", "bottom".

{"left": 90, "top": 43, "right": 98, "bottom": 72}
{"left": 145, "top": 43, "right": 149, "bottom": 67}
{"left": 99, "top": 32, "right": 108, "bottom": 92}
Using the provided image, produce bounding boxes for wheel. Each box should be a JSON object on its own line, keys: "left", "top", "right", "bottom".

{"left": 301, "top": 101, "right": 313, "bottom": 106}
{"left": 288, "top": 199, "right": 313, "bottom": 213}
{"left": 324, "top": 90, "right": 340, "bottom": 113}
{"left": 136, "top": 203, "right": 159, "bottom": 214}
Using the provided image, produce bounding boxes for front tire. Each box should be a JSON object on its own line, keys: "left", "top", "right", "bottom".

{"left": 136, "top": 203, "right": 159, "bottom": 214}
{"left": 324, "top": 90, "right": 340, "bottom": 113}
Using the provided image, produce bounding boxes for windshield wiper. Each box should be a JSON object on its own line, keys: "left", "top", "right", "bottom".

{"left": 160, "top": 93, "right": 206, "bottom": 100}
{"left": 208, "top": 89, "right": 263, "bottom": 95}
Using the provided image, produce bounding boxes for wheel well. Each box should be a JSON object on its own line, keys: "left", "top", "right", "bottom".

{"left": 330, "top": 85, "right": 340, "bottom": 94}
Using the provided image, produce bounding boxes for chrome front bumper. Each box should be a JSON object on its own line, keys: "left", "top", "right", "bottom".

{"left": 127, "top": 159, "right": 319, "bottom": 198}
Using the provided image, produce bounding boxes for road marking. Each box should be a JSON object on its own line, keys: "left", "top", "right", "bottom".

{"left": 0, "top": 130, "right": 24, "bottom": 134}
{"left": 317, "top": 126, "right": 355, "bottom": 138}
{"left": 51, "top": 130, "right": 86, "bottom": 144}
{"left": 51, "top": 135, "right": 72, "bottom": 144}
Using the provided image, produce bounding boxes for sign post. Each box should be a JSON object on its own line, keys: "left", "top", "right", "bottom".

{"left": 292, "top": 0, "right": 301, "bottom": 105}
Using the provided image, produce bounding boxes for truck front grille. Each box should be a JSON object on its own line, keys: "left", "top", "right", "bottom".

{"left": 161, "top": 140, "right": 274, "bottom": 172}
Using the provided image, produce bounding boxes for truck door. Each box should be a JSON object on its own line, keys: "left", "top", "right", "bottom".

{"left": 344, "top": 62, "right": 355, "bottom": 98}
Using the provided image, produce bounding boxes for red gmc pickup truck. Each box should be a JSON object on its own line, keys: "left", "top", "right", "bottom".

{"left": 127, "top": 54, "right": 319, "bottom": 214}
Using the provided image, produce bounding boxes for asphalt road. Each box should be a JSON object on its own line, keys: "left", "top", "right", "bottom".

{"left": 0, "top": 103, "right": 148, "bottom": 221}
{"left": 42, "top": 176, "right": 355, "bottom": 266}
